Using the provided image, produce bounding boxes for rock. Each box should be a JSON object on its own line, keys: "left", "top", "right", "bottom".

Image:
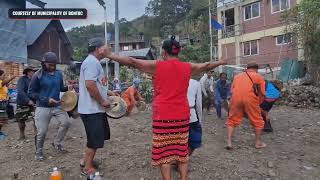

{"left": 268, "top": 170, "right": 276, "bottom": 177}
{"left": 140, "top": 178, "right": 145, "bottom": 180}
{"left": 312, "top": 163, "right": 317, "bottom": 167}
{"left": 267, "top": 162, "right": 274, "bottom": 168}
{"left": 142, "top": 161, "right": 147, "bottom": 168}
{"left": 303, "top": 166, "right": 314, "bottom": 171}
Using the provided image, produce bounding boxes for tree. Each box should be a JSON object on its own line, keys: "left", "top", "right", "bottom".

{"left": 146, "top": 0, "right": 192, "bottom": 36}
{"left": 283, "top": 0, "right": 320, "bottom": 84}
{"left": 73, "top": 47, "right": 87, "bottom": 61}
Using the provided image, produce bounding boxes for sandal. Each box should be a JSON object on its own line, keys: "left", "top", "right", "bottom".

{"left": 81, "top": 168, "right": 104, "bottom": 178}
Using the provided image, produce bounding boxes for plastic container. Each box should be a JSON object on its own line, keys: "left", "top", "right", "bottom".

{"left": 50, "top": 167, "right": 62, "bottom": 180}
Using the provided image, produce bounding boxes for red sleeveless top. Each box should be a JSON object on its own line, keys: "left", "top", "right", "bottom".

{"left": 152, "top": 59, "right": 192, "bottom": 120}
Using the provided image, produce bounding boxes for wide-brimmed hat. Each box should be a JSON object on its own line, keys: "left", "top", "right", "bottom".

{"left": 23, "top": 67, "right": 36, "bottom": 75}
{"left": 105, "top": 96, "right": 127, "bottom": 119}
{"left": 60, "top": 91, "right": 78, "bottom": 112}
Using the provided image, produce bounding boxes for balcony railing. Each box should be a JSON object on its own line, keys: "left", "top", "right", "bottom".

{"left": 222, "top": 25, "right": 235, "bottom": 38}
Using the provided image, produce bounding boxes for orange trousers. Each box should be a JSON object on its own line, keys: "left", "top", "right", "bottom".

{"left": 123, "top": 97, "right": 134, "bottom": 113}
{"left": 227, "top": 97, "right": 264, "bottom": 129}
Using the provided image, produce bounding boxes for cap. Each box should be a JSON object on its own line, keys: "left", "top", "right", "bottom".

{"left": 247, "top": 62, "right": 259, "bottom": 69}
{"left": 88, "top": 37, "right": 105, "bottom": 48}
{"left": 42, "top": 52, "right": 58, "bottom": 64}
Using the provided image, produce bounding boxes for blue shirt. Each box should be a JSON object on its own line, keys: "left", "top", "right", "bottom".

{"left": 215, "top": 79, "right": 231, "bottom": 100}
{"left": 265, "top": 81, "right": 281, "bottom": 99}
{"left": 28, "top": 70, "right": 67, "bottom": 107}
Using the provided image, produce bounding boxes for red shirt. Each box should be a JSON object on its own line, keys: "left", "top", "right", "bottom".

{"left": 152, "top": 59, "right": 191, "bottom": 120}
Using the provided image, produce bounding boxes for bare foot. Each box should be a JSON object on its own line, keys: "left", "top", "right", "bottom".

{"left": 255, "top": 142, "right": 267, "bottom": 149}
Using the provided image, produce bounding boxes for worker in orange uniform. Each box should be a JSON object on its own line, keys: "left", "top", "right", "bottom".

{"left": 121, "top": 78, "right": 144, "bottom": 115}
{"left": 226, "top": 62, "right": 266, "bottom": 149}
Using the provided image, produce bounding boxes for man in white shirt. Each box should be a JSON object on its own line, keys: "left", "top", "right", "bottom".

{"left": 200, "top": 70, "right": 215, "bottom": 114}
{"left": 78, "top": 37, "right": 110, "bottom": 176}
{"left": 187, "top": 79, "right": 202, "bottom": 155}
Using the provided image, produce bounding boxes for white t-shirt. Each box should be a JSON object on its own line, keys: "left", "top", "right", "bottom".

{"left": 78, "top": 55, "right": 108, "bottom": 114}
{"left": 188, "top": 79, "right": 202, "bottom": 123}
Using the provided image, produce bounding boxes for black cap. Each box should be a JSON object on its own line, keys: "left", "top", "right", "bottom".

{"left": 42, "top": 52, "right": 58, "bottom": 64}
{"left": 88, "top": 37, "right": 105, "bottom": 48}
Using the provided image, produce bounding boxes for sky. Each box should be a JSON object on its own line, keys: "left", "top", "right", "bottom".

{"left": 27, "top": 0, "right": 150, "bottom": 30}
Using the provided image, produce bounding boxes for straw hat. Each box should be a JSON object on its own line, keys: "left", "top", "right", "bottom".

{"left": 60, "top": 91, "right": 78, "bottom": 112}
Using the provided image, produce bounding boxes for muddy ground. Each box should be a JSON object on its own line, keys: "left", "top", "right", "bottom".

{"left": 0, "top": 106, "right": 319, "bottom": 180}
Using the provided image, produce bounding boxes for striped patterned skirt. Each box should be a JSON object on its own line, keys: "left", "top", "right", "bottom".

{"left": 152, "top": 119, "right": 189, "bottom": 166}
{"left": 0, "top": 100, "right": 8, "bottom": 125}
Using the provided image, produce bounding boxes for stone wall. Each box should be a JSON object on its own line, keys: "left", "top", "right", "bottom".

{"left": 280, "top": 85, "right": 320, "bottom": 108}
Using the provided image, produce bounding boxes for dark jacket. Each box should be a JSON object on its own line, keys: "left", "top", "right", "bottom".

{"left": 16, "top": 75, "right": 32, "bottom": 106}
{"left": 215, "top": 79, "right": 231, "bottom": 101}
{"left": 28, "top": 70, "right": 67, "bottom": 107}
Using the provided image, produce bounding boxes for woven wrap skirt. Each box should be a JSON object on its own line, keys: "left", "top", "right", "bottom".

{"left": 0, "top": 100, "right": 8, "bottom": 125}
{"left": 152, "top": 119, "right": 189, "bottom": 166}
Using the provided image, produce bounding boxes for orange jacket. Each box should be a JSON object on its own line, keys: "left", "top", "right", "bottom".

{"left": 231, "top": 69, "right": 265, "bottom": 103}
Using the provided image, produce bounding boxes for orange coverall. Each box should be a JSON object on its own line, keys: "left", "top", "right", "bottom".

{"left": 227, "top": 70, "right": 266, "bottom": 129}
{"left": 121, "top": 86, "right": 143, "bottom": 113}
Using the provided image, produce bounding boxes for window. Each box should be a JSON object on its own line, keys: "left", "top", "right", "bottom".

{"left": 123, "top": 46, "right": 129, "bottom": 51}
{"left": 276, "top": 34, "right": 292, "bottom": 45}
{"left": 272, "top": 0, "right": 289, "bottom": 13}
{"left": 243, "top": 40, "right": 259, "bottom": 56}
{"left": 244, "top": 2, "right": 260, "bottom": 20}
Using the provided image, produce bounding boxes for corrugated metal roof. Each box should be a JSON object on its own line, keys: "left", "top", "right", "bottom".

{"left": 26, "top": 0, "right": 46, "bottom": 8}
{"left": 26, "top": 20, "right": 51, "bottom": 45}
{"left": 0, "top": 6, "right": 27, "bottom": 63}
{"left": 119, "top": 48, "right": 154, "bottom": 59}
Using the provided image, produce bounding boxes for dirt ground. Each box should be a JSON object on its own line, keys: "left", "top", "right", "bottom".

{"left": 0, "top": 106, "right": 319, "bottom": 180}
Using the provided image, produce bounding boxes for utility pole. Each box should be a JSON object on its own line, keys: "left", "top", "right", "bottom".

{"left": 103, "top": 1, "right": 109, "bottom": 84}
{"left": 114, "top": 0, "right": 120, "bottom": 78}
{"left": 209, "top": 0, "right": 213, "bottom": 62}
{"left": 97, "top": 0, "right": 109, "bottom": 89}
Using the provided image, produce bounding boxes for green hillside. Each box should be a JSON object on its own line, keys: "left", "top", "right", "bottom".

{"left": 67, "top": 0, "right": 217, "bottom": 62}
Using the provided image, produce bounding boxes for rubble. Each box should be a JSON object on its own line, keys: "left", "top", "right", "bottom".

{"left": 279, "top": 85, "right": 320, "bottom": 108}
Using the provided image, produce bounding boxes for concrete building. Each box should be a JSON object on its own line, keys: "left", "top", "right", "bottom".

{"left": 217, "top": 0, "right": 303, "bottom": 68}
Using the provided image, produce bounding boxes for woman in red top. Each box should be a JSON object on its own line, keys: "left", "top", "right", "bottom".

{"left": 105, "top": 36, "right": 226, "bottom": 180}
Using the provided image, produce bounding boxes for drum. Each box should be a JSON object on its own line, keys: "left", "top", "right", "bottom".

{"left": 132, "top": 101, "right": 146, "bottom": 114}
{"left": 136, "top": 101, "right": 146, "bottom": 112}
{"left": 60, "top": 91, "right": 79, "bottom": 119}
